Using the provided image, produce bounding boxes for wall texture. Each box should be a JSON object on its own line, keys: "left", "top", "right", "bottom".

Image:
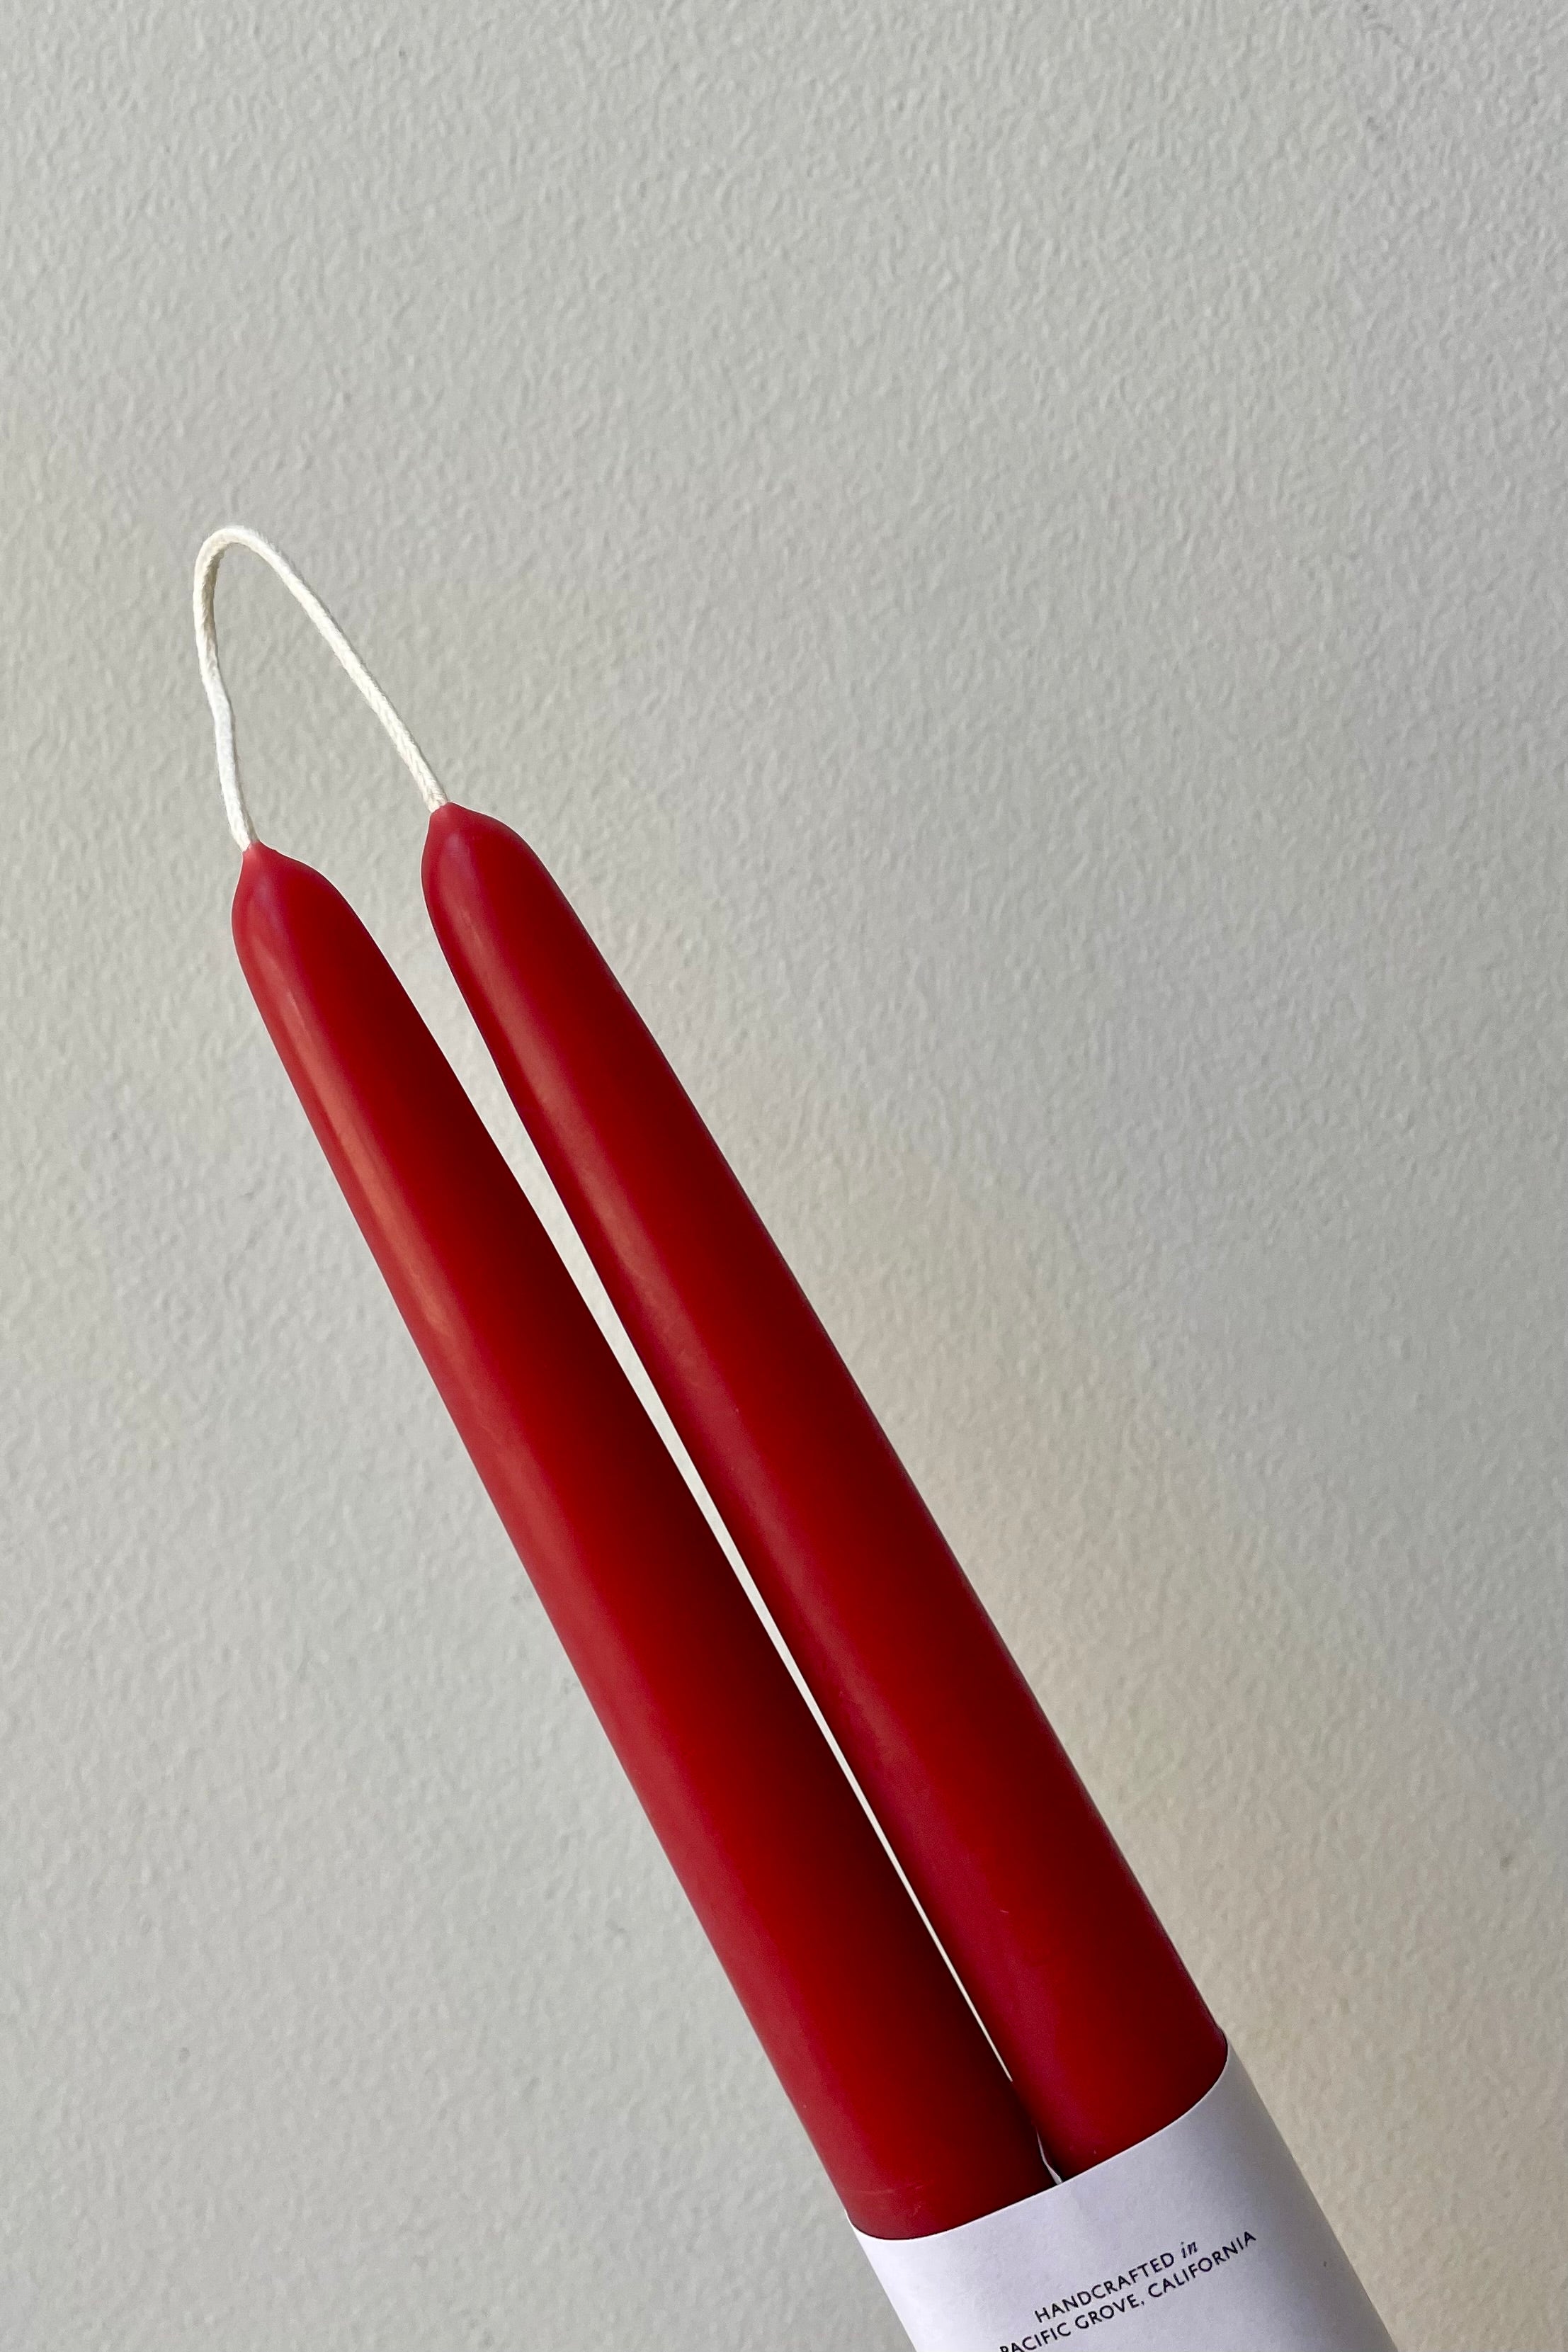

{"left": 3, "top": 6, "right": 1563, "bottom": 2346}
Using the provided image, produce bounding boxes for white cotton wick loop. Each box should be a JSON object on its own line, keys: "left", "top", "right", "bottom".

{"left": 193, "top": 524, "right": 447, "bottom": 853}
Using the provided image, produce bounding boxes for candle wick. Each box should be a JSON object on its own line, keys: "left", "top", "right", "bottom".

{"left": 192, "top": 523, "right": 448, "bottom": 853}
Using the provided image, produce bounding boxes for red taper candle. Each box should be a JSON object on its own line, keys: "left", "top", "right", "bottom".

{"left": 422, "top": 805, "right": 1227, "bottom": 2178}
{"left": 232, "top": 841, "right": 1050, "bottom": 2239}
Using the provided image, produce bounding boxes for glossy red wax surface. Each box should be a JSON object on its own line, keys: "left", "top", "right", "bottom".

{"left": 232, "top": 843, "right": 1048, "bottom": 2239}
{"left": 423, "top": 805, "right": 1227, "bottom": 2176}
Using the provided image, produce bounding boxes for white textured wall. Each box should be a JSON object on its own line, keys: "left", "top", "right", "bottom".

{"left": 3, "top": 6, "right": 1563, "bottom": 2346}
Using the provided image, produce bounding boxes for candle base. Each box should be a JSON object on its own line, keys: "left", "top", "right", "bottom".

{"left": 855, "top": 2044, "right": 1393, "bottom": 2351}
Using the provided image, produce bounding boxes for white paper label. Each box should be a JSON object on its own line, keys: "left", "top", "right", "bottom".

{"left": 856, "top": 2047, "right": 1394, "bottom": 2351}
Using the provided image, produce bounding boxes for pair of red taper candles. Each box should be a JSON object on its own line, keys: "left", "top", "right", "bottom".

{"left": 205, "top": 534, "right": 1224, "bottom": 2247}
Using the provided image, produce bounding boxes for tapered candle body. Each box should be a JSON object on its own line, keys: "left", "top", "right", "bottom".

{"left": 232, "top": 843, "right": 1048, "bottom": 2239}
{"left": 424, "top": 806, "right": 1227, "bottom": 2177}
